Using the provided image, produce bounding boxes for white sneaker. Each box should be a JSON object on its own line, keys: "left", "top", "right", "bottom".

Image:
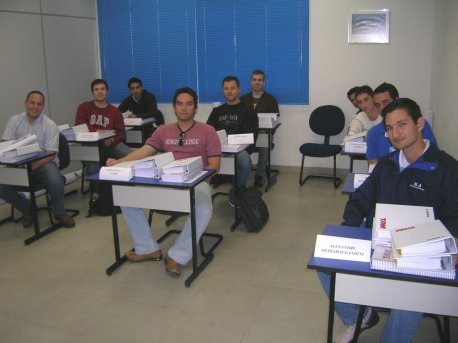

{"left": 334, "top": 324, "right": 356, "bottom": 343}
{"left": 334, "top": 307, "right": 379, "bottom": 343}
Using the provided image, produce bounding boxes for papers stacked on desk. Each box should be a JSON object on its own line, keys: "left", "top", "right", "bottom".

{"left": 217, "top": 130, "right": 251, "bottom": 153}
{"left": 371, "top": 220, "right": 457, "bottom": 279}
{"left": 122, "top": 112, "right": 155, "bottom": 126}
{"left": 161, "top": 156, "right": 203, "bottom": 182}
{"left": 60, "top": 123, "right": 114, "bottom": 141}
{"left": 258, "top": 113, "right": 279, "bottom": 129}
{"left": 342, "top": 131, "right": 367, "bottom": 154}
{"left": 0, "top": 134, "right": 41, "bottom": 162}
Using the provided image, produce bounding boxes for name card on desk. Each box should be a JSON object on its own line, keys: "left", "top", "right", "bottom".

{"left": 99, "top": 166, "right": 133, "bottom": 181}
{"left": 228, "top": 133, "right": 254, "bottom": 145}
{"left": 314, "top": 234, "right": 371, "bottom": 262}
{"left": 353, "top": 173, "right": 369, "bottom": 188}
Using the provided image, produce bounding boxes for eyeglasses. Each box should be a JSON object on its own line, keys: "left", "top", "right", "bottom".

{"left": 178, "top": 132, "right": 185, "bottom": 146}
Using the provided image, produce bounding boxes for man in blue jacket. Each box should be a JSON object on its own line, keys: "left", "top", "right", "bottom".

{"left": 320, "top": 98, "right": 458, "bottom": 343}
{"left": 366, "top": 83, "right": 437, "bottom": 166}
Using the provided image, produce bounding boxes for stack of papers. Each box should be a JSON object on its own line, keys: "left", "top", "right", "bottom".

{"left": 0, "top": 134, "right": 41, "bottom": 162}
{"left": 258, "top": 113, "right": 279, "bottom": 129}
{"left": 370, "top": 245, "right": 455, "bottom": 279}
{"left": 60, "top": 123, "right": 114, "bottom": 141}
{"left": 391, "top": 219, "right": 457, "bottom": 257}
{"left": 343, "top": 131, "right": 367, "bottom": 153}
{"left": 217, "top": 130, "right": 250, "bottom": 153}
{"left": 371, "top": 203, "right": 435, "bottom": 248}
{"left": 161, "top": 156, "right": 203, "bottom": 182}
{"left": 131, "top": 152, "right": 174, "bottom": 178}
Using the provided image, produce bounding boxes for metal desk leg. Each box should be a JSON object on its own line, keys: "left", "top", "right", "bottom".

{"left": 105, "top": 207, "right": 128, "bottom": 275}
{"left": 328, "top": 272, "right": 336, "bottom": 343}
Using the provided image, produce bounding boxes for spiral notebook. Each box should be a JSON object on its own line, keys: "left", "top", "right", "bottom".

{"left": 370, "top": 245, "right": 456, "bottom": 280}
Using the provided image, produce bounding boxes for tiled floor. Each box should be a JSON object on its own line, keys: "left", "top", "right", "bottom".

{"left": 0, "top": 168, "right": 456, "bottom": 342}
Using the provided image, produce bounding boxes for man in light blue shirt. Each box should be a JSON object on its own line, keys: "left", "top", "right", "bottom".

{"left": 366, "top": 83, "right": 437, "bottom": 166}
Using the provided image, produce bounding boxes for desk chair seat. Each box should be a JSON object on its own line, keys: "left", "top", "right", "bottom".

{"left": 299, "top": 105, "right": 345, "bottom": 189}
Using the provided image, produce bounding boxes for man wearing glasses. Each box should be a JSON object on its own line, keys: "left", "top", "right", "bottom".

{"left": 106, "top": 87, "right": 221, "bottom": 276}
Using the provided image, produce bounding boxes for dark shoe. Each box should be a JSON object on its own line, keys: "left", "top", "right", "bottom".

{"left": 55, "top": 213, "right": 75, "bottom": 228}
{"left": 164, "top": 256, "right": 181, "bottom": 276}
{"left": 22, "top": 212, "right": 33, "bottom": 228}
{"left": 126, "top": 250, "right": 162, "bottom": 262}
{"left": 253, "top": 175, "right": 263, "bottom": 188}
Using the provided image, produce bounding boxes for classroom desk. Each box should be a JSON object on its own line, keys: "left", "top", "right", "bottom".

{"left": 0, "top": 151, "right": 64, "bottom": 245}
{"left": 307, "top": 225, "right": 457, "bottom": 343}
{"left": 87, "top": 169, "right": 223, "bottom": 287}
{"left": 124, "top": 117, "right": 154, "bottom": 147}
{"left": 67, "top": 132, "right": 116, "bottom": 195}
{"left": 256, "top": 122, "right": 281, "bottom": 192}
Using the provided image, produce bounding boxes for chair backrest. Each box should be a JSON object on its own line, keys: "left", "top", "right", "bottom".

{"left": 309, "top": 105, "right": 345, "bottom": 144}
{"left": 58, "top": 133, "right": 70, "bottom": 170}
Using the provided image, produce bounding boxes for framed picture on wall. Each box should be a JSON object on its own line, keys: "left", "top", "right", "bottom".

{"left": 348, "top": 10, "right": 390, "bottom": 44}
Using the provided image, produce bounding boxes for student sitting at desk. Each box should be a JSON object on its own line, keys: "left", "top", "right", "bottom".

{"left": 346, "top": 86, "right": 361, "bottom": 115}
{"left": 366, "top": 82, "right": 437, "bottom": 166}
{"left": 0, "top": 91, "right": 75, "bottom": 228}
{"left": 106, "top": 87, "right": 221, "bottom": 276}
{"left": 347, "top": 85, "right": 381, "bottom": 136}
{"left": 207, "top": 75, "right": 258, "bottom": 205}
{"left": 117, "top": 77, "right": 164, "bottom": 138}
{"left": 240, "top": 70, "right": 279, "bottom": 188}
{"left": 318, "top": 98, "right": 458, "bottom": 343}
{"left": 75, "top": 79, "right": 132, "bottom": 179}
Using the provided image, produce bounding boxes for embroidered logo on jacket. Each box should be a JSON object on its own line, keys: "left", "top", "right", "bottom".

{"left": 409, "top": 182, "right": 424, "bottom": 191}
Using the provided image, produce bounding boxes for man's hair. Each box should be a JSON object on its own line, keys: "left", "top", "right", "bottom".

{"left": 381, "top": 98, "right": 422, "bottom": 124}
{"left": 173, "top": 87, "right": 198, "bottom": 107}
{"left": 91, "top": 78, "right": 108, "bottom": 92}
{"left": 251, "top": 70, "right": 265, "bottom": 80}
{"left": 128, "top": 77, "right": 142, "bottom": 88}
{"left": 222, "top": 75, "right": 240, "bottom": 88}
{"left": 346, "top": 86, "right": 360, "bottom": 98}
{"left": 373, "top": 82, "right": 399, "bottom": 100}
{"left": 355, "top": 85, "right": 373, "bottom": 98}
{"left": 26, "top": 90, "right": 45, "bottom": 103}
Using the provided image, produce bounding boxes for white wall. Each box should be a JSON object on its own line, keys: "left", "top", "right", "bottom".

{"left": 430, "top": 0, "right": 458, "bottom": 159}
{"left": 0, "top": 0, "right": 98, "bottom": 133}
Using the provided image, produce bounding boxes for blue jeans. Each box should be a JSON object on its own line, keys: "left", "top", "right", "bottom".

{"left": 0, "top": 162, "right": 66, "bottom": 216}
{"left": 318, "top": 271, "right": 423, "bottom": 343}
{"left": 120, "top": 182, "right": 213, "bottom": 265}
{"left": 229, "top": 150, "right": 252, "bottom": 202}
{"left": 256, "top": 147, "right": 268, "bottom": 178}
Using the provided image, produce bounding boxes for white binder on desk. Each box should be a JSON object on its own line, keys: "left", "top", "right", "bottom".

{"left": 162, "top": 156, "right": 203, "bottom": 174}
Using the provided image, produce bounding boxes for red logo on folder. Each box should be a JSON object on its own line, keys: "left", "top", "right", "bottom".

{"left": 379, "top": 218, "right": 386, "bottom": 229}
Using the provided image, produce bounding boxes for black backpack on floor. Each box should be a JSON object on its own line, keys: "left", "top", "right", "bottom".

{"left": 238, "top": 187, "right": 269, "bottom": 232}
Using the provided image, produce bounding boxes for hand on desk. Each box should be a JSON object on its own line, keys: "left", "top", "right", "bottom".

{"left": 106, "top": 158, "right": 118, "bottom": 166}
{"left": 128, "top": 113, "right": 138, "bottom": 118}
{"left": 103, "top": 137, "right": 115, "bottom": 147}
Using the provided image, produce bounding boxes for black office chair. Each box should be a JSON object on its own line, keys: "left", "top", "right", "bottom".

{"left": 299, "top": 105, "right": 345, "bottom": 188}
